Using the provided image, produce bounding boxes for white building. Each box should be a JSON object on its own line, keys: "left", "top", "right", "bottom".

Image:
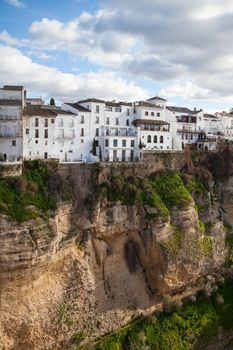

{"left": 23, "top": 106, "right": 57, "bottom": 160}
{"left": 0, "top": 85, "right": 26, "bottom": 162}
{"left": 133, "top": 99, "right": 172, "bottom": 151}
{"left": 166, "top": 106, "right": 203, "bottom": 149}
{"left": 0, "top": 85, "right": 222, "bottom": 163}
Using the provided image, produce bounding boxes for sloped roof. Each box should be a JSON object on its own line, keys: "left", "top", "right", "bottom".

{"left": 147, "top": 96, "right": 167, "bottom": 102}
{"left": 23, "top": 106, "right": 57, "bottom": 117}
{"left": 77, "top": 98, "right": 105, "bottom": 104}
{"left": 203, "top": 113, "right": 218, "bottom": 119}
{"left": 135, "top": 101, "right": 162, "bottom": 108}
{"left": 166, "top": 106, "right": 193, "bottom": 114}
{"left": 66, "top": 103, "right": 90, "bottom": 112}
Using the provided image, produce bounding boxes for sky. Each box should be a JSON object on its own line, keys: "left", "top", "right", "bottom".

{"left": 1, "top": 0, "right": 233, "bottom": 112}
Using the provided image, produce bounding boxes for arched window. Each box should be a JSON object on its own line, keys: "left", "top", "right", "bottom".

{"left": 145, "top": 111, "right": 149, "bottom": 116}
{"left": 151, "top": 112, "right": 154, "bottom": 116}
{"left": 153, "top": 135, "right": 157, "bottom": 143}
{"left": 160, "top": 135, "right": 164, "bottom": 143}
{"left": 157, "top": 112, "right": 160, "bottom": 117}
{"left": 147, "top": 135, "right": 151, "bottom": 143}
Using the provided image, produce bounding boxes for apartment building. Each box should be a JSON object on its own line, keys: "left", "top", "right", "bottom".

{"left": 166, "top": 106, "right": 204, "bottom": 150}
{"left": 0, "top": 85, "right": 26, "bottom": 161}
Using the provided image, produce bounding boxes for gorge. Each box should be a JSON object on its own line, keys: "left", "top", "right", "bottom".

{"left": 0, "top": 147, "right": 233, "bottom": 349}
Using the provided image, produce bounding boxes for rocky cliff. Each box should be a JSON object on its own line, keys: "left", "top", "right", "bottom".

{"left": 0, "top": 149, "right": 233, "bottom": 349}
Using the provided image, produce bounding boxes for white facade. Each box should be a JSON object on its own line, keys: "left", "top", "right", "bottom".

{"left": 0, "top": 85, "right": 223, "bottom": 163}
{"left": 0, "top": 85, "right": 25, "bottom": 161}
{"left": 166, "top": 107, "right": 203, "bottom": 150}
{"left": 23, "top": 106, "right": 56, "bottom": 160}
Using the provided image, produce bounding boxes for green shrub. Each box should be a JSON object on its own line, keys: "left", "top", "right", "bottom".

{"left": 91, "top": 279, "right": 233, "bottom": 350}
{"left": 72, "top": 331, "right": 86, "bottom": 345}
{"left": 162, "top": 228, "right": 184, "bottom": 257}
{"left": 186, "top": 178, "right": 208, "bottom": 194}
{"left": 0, "top": 160, "right": 71, "bottom": 222}
{"left": 149, "top": 171, "right": 192, "bottom": 208}
{"left": 201, "top": 236, "right": 214, "bottom": 257}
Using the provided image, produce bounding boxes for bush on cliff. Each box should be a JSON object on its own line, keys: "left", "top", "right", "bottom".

{"left": 0, "top": 160, "right": 71, "bottom": 222}
{"left": 90, "top": 278, "right": 233, "bottom": 350}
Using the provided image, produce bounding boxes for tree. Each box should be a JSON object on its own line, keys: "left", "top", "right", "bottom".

{"left": 91, "top": 138, "right": 96, "bottom": 156}
{"left": 50, "top": 98, "right": 55, "bottom": 106}
{"left": 99, "top": 146, "right": 102, "bottom": 161}
{"left": 139, "top": 138, "right": 144, "bottom": 150}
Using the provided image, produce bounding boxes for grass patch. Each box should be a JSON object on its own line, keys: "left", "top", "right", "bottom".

{"left": 186, "top": 178, "right": 208, "bottom": 195}
{"left": 0, "top": 160, "right": 71, "bottom": 222}
{"left": 149, "top": 171, "right": 192, "bottom": 208}
{"left": 201, "top": 235, "right": 214, "bottom": 257}
{"left": 99, "top": 171, "right": 192, "bottom": 219}
{"left": 161, "top": 228, "right": 184, "bottom": 257}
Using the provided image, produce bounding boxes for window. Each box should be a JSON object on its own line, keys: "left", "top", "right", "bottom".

{"left": 51, "top": 119, "right": 55, "bottom": 124}
{"left": 131, "top": 140, "right": 135, "bottom": 147}
{"left": 35, "top": 140, "right": 38, "bottom": 144}
{"left": 191, "top": 134, "right": 193, "bottom": 140}
{"left": 81, "top": 128, "right": 84, "bottom": 136}
{"left": 126, "top": 119, "right": 129, "bottom": 126}
{"left": 96, "top": 128, "right": 99, "bottom": 136}
{"left": 26, "top": 128, "right": 29, "bottom": 134}
{"left": 59, "top": 118, "right": 64, "bottom": 127}
{"left": 59, "top": 129, "right": 64, "bottom": 138}
{"left": 44, "top": 129, "right": 48, "bottom": 138}
{"left": 157, "top": 112, "right": 160, "bottom": 117}
{"left": 70, "top": 119, "right": 74, "bottom": 127}
{"left": 106, "top": 117, "right": 110, "bottom": 124}
{"left": 122, "top": 139, "right": 126, "bottom": 147}
{"left": 151, "top": 112, "right": 154, "bottom": 116}
{"left": 116, "top": 118, "right": 119, "bottom": 125}
{"left": 115, "top": 107, "right": 122, "bottom": 112}
{"left": 127, "top": 108, "right": 130, "bottom": 116}
{"left": 35, "top": 129, "right": 39, "bottom": 138}
{"left": 44, "top": 119, "right": 48, "bottom": 127}
{"left": 81, "top": 115, "right": 84, "bottom": 123}
{"left": 96, "top": 116, "right": 99, "bottom": 124}
{"left": 160, "top": 135, "right": 164, "bottom": 143}
{"left": 153, "top": 135, "right": 157, "bottom": 143}
{"left": 105, "top": 139, "right": 109, "bottom": 147}
{"left": 95, "top": 140, "right": 99, "bottom": 147}
{"left": 181, "top": 134, "right": 184, "bottom": 140}
{"left": 106, "top": 106, "right": 112, "bottom": 111}
{"left": 113, "top": 139, "right": 118, "bottom": 147}
{"left": 44, "top": 152, "right": 48, "bottom": 159}
{"left": 12, "top": 140, "right": 16, "bottom": 146}
{"left": 145, "top": 111, "right": 149, "bottom": 116}
{"left": 147, "top": 135, "right": 151, "bottom": 143}
{"left": 81, "top": 139, "right": 84, "bottom": 143}
{"left": 95, "top": 105, "right": 99, "bottom": 113}
{"left": 35, "top": 118, "right": 39, "bottom": 127}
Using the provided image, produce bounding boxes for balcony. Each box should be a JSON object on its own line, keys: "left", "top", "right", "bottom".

{"left": 56, "top": 134, "right": 75, "bottom": 140}
{"left": 0, "top": 132, "right": 22, "bottom": 138}
{"left": 0, "top": 116, "right": 20, "bottom": 121}
{"left": 177, "top": 128, "right": 201, "bottom": 134}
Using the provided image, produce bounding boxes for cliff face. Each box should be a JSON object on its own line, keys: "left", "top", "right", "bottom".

{"left": 0, "top": 151, "right": 233, "bottom": 349}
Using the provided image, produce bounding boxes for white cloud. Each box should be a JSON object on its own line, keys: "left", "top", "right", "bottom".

{"left": 5, "top": 0, "right": 24, "bottom": 8}
{"left": 2, "top": 1, "right": 233, "bottom": 104}
{"left": 0, "top": 44, "right": 149, "bottom": 102}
